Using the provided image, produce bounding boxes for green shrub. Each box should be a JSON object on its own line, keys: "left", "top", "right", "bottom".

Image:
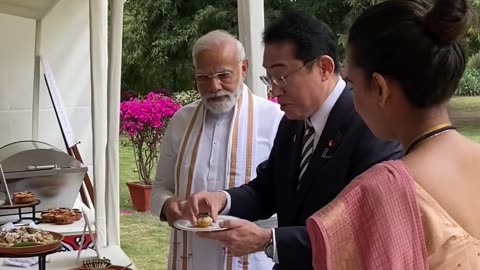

{"left": 456, "top": 68, "right": 480, "bottom": 96}
{"left": 172, "top": 89, "right": 201, "bottom": 105}
{"left": 467, "top": 52, "right": 480, "bottom": 70}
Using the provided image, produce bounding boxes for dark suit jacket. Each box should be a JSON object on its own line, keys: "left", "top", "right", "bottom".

{"left": 227, "top": 85, "right": 403, "bottom": 270}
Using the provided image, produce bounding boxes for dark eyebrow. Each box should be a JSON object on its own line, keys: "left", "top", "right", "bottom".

{"left": 271, "top": 63, "right": 287, "bottom": 69}
{"left": 263, "top": 63, "right": 287, "bottom": 69}
{"left": 196, "top": 69, "right": 233, "bottom": 76}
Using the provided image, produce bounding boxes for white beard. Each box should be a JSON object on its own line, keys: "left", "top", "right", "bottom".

{"left": 202, "top": 84, "right": 242, "bottom": 114}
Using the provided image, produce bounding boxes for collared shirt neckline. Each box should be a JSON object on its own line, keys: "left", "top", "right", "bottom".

{"left": 307, "top": 78, "right": 346, "bottom": 146}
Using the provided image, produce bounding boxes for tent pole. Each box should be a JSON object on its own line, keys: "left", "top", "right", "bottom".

{"left": 32, "top": 20, "right": 42, "bottom": 140}
{"left": 237, "top": 0, "right": 266, "bottom": 98}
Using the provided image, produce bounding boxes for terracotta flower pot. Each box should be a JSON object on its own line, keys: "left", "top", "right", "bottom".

{"left": 126, "top": 182, "right": 152, "bottom": 212}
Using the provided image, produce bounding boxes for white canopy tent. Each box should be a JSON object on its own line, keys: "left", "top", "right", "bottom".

{"left": 0, "top": 0, "right": 265, "bottom": 264}
{"left": 0, "top": 0, "right": 124, "bottom": 248}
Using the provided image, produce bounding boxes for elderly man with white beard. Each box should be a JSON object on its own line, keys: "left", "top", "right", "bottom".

{"left": 151, "top": 30, "right": 284, "bottom": 270}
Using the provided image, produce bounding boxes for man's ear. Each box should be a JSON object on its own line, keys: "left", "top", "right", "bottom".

{"left": 317, "top": 55, "right": 335, "bottom": 82}
{"left": 241, "top": 58, "right": 249, "bottom": 80}
{"left": 372, "top": 72, "right": 390, "bottom": 108}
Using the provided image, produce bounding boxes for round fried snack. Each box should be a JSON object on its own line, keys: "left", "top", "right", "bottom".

{"left": 196, "top": 216, "right": 213, "bottom": 227}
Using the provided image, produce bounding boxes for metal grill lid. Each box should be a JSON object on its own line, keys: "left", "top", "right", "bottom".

{"left": 0, "top": 140, "right": 88, "bottom": 218}
{"left": 0, "top": 141, "right": 81, "bottom": 173}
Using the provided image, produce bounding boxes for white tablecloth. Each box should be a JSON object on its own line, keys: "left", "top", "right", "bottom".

{"left": 0, "top": 245, "right": 135, "bottom": 270}
{"left": 0, "top": 201, "right": 96, "bottom": 236}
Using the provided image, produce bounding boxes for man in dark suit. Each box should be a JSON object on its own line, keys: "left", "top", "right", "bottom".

{"left": 181, "top": 11, "right": 402, "bottom": 269}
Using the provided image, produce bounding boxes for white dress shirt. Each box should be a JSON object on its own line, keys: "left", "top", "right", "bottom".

{"left": 151, "top": 107, "right": 234, "bottom": 217}
{"left": 308, "top": 78, "right": 346, "bottom": 149}
{"left": 200, "top": 109, "right": 235, "bottom": 192}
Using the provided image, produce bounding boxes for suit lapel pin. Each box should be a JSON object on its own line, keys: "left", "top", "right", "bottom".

{"left": 327, "top": 139, "right": 336, "bottom": 149}
{"left": 321, "top": 139, "right": 336, "bottom": 159}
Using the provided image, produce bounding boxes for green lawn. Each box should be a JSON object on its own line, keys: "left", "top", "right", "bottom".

{"left": 449, "top": 96, "right": 480, "bottom": 112}
{"left": 120, "top": 143, "right": 170, "bottom": 270}
{"left": 458, "top": 125, "right": 480, "bottom": 142}
{"left": 118, "top": 96, "right": 479, "bottom": 269}
{"left": 449, "top": 96, "right": 480, "bottom": 142}
{"left": 120, "top": 212, "right": 169, "bottom": 270}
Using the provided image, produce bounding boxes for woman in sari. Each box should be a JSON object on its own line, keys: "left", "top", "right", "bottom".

{"left": 306, "top": 0, "right": 479, "bottom": 269}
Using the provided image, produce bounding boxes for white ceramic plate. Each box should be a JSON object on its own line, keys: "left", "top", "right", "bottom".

{"left": 174, "top": 215, "right": 239, "bottom": 232}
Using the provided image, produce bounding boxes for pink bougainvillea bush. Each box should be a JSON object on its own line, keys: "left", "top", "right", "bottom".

{"left": 268, "top": 97, "right": 278, "bottom": 103}
{"left": 267, "top": 89, "right": 278, "bottom": 103}
{"left": 120, "top": 92, "right": 181, "bottom": 184}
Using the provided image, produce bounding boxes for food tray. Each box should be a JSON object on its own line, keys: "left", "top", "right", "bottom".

{"left": 0, "top": 199, "right": 40, "bottom": 209}
{"left": 0, "top": 231, "right": 63, "bottom": 256}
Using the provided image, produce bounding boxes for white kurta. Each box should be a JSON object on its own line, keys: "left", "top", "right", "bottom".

{"left": 151, "top": 84, "right": 284, "bottom": 270}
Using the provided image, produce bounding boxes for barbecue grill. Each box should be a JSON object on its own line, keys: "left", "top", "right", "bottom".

{"left": 0, "top": 140, "right": 87, "bottom": 219}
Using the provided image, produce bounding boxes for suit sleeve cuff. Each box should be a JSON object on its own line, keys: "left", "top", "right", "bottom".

{"left": 152, "top": 193, "right": 174, "bottom": 220}
{"left": 272, "top": 228, "right": 279, "bottom": 263}
{"left": 220, "top": 191, "right": 231, "bottom": 215}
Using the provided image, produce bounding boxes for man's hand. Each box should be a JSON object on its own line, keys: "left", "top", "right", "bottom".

{"left": 182, "top": 191, "right": 227, "bottom": 225}
{"left": 197, "top": 219, "right": 271, "bottom": 257}
{"left": 161, "top": 197, "right": 184, "bottom": 227}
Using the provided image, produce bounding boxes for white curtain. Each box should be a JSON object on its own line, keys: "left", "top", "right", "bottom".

{"left": 89, "top": 0, "right": 108, "bottom": 248}
{"left": 90, "top": 0, "right": 124, "bottom": 248}
{"left": 237, "top": 0, "right": 266, "bottom": 98}
{"left": 106, "top": 0, "right": 124, "bottom": 246}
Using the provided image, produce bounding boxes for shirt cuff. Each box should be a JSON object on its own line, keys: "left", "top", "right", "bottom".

{"left": 220, "top": 191, "right": 231, "bottom": 215}
{"left": 272, "top": 228, "right": 279, "bottom": 263}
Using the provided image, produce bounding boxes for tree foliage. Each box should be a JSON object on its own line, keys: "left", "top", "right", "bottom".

{"left": 122, "top": 0, "right": 480, "bottom": 94}
{"left": 122, "top": 0, "right": 238, "bottom": 93}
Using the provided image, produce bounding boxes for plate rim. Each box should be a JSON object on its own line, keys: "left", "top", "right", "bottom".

{"left": 173, "top": 215, "right": 239, "bottom": 232}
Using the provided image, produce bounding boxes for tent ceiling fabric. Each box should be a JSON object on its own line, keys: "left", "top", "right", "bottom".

{"left": 0, "top": 0, "right": 59, "bottom": 19}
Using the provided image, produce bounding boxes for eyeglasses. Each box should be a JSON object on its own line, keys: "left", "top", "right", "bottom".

{"left": 260, "top": 58, "right": 318, "bottom": 88}
{"left": 195, "top": 63, "right": 241, "bottom": 85}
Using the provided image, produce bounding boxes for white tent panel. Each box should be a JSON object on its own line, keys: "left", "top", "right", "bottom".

{"left": 0, "top": 14, "right": 35, "bottom": 143}
{"left": 37, "top": 0, "right": 93, "bottom": 172}
{"left": 0, "top": 0, "right": 126, "bottom": 262}
{"left": 0, "top": 0, "right": 59, "bottom": 20}
{"left": 106, "top": 0, "right": 124, "bottom": 247}
{"left": 89, "top": 0, "right": 108, "bottom": 248}
{"left": 0, "top": 0, "right": 93, "bottom": 173}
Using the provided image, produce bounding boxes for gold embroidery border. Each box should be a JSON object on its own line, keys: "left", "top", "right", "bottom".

{"left": 227, "top": 91, "right": 255, "bottom": 270}
{"left": 173, "top": 103, "right": 204, "bottom": 270}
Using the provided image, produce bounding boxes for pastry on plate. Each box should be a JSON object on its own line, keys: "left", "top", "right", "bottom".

{"left": 41, "top": 208, "right": 83, "bottom": 223}
{"left": 12, "top": 191, "right": 35, "bottom": 204}
{"left": 196, "top": 216, "right": 213, "bottom": 227}
{"left": 40, "top": 212, "right": 56, "bottom": 223}
{"left": 54, "top": 214, "right": 75, "bottom": 225}
{"left": 0, "top": 227, "right": 56, "bottom": 247}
